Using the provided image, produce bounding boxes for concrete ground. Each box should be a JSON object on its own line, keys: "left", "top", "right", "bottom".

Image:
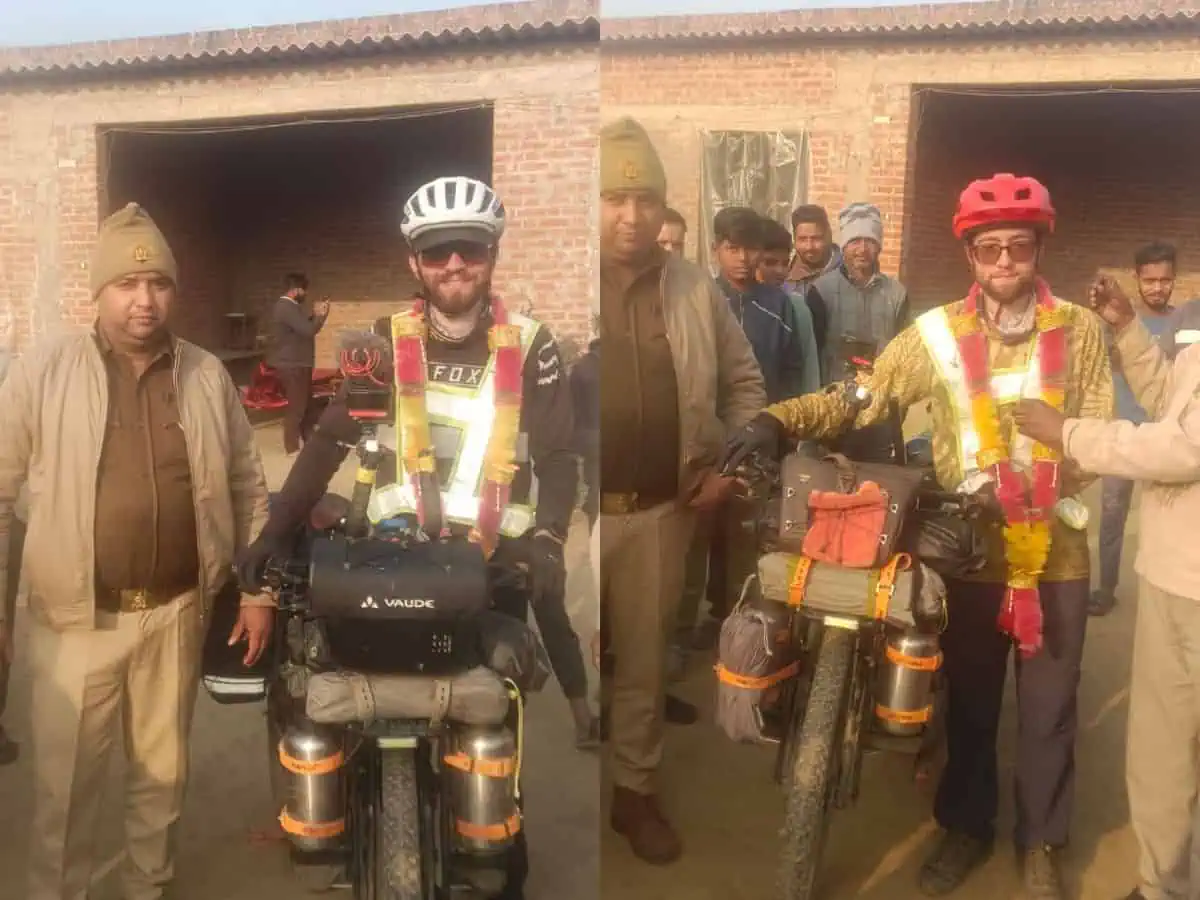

{"left": 0, "top": 421, "right": 600, "bottom": 900}
{"left": 600, "top": 481, "right": 1141, "bottom": 900}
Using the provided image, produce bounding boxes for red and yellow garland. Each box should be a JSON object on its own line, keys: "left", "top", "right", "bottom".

{"left": 952, "top": 277, "right": 1068, "bottom": 657}
{"left": 392, "top": 295, "right": 524, "bottom": 558}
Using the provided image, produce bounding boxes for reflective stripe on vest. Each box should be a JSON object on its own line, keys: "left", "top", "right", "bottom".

{"left": 367, "top": 311, "right": 542, "bottom": 534}
{"left": 915, "top": 306, "right": 1045, "bottom": 477}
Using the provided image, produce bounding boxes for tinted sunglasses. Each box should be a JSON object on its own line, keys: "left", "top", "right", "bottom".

{"left": 419, "top": 241, "right": 493, "bottom": 266}
{"left": 970, "top": 240, "right": 1038, "bottom": 266}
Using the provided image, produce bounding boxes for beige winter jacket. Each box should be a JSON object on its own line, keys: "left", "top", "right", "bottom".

{"left": 1063, "top": 318, "right": 1200, "bottom": 602}
{"left": 0, "top": 331, "right": 271, "bottom": 632}
{"left": 659, "top": 254, "right": 767, "bottom": 485}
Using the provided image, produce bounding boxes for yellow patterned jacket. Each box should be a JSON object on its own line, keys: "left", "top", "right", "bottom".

{"left": 765, "top": 296, "right": 1114, "bottom": 583}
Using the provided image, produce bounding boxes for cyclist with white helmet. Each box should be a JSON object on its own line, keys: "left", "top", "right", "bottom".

{"left": 241, "top": 176, "right": 593, "bottom": 896}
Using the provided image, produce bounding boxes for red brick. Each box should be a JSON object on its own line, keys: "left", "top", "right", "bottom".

{"left": 601, "top": 31, "right": 1200, "bottom": 309}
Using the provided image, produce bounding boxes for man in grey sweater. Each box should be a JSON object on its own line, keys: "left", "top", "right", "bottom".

{"left": 268, "top": 272, "right": 329, "bottom": 454}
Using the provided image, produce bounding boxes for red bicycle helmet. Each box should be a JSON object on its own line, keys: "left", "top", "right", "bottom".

{"left": 952, "top": 173, "right": 1056, "bottom": 239}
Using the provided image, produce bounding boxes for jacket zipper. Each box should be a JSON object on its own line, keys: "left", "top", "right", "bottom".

{"left": 90, "top": 350, "right": 109, "bottom": 618}
{"left": 174, "top": 348, "right": 208, "bottom": 621}
{"left": 657, "top": 266, "right": 686, "bottom": 478}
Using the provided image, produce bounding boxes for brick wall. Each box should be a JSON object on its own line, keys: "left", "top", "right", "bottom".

{"left": 0, "top": 43, "right": 598, "bottom": 364}
{"left": 106, "top": 107, "right": 500, "bottom": 363}
{"left": 601, "top": 30, "right": 1200, "bottom": 309}
{"left": 907, "top": 89, "right": 1200, "bottom": 311}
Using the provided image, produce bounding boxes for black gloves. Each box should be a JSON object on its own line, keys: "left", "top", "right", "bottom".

{"left": 719, "top": 412, "right": 787, "bottom": 477}
{"left": 528, "top": 530, "right": 566, "bottom": 609}
{"left": 236, "top": 533, "right": 288, "bottom": 595}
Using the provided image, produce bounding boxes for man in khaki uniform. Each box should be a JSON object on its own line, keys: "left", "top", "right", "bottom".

{"left": 1018, "top": 277, "right": 1200, "bottom": 900}
{"left": 598, "top": 117, "right": 765, "bottom": 864}
{"left": 0, "top": 203, "right": 273, "bottom": 900}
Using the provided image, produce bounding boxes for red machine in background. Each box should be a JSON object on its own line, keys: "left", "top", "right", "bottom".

{"left": 240, "top": 362, "right": 343, "bottom": 413}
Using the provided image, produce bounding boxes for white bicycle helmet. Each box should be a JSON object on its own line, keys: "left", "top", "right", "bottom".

{"left": 401, "top": 176, "right": 506, "bottom": 252}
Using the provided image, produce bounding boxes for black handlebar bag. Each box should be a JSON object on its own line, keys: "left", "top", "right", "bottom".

{"left": 308, "top": 534, "right": 490, "bottom": 675}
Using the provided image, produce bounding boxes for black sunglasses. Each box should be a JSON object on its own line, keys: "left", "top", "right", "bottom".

{"left": 419, "top": 241, "right": 493, "bottom": 266}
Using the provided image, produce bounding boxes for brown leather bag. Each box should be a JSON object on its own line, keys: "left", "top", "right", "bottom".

{"left": 779, "top": 452, "right": 925, "bottom": 567}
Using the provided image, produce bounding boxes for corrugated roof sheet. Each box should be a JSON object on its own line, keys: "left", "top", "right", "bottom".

{"left": 0, "top": 0, "right": 597, "bottom": 80}
{"left": 602, "top": 0, "right": 1200, "bottom": 43}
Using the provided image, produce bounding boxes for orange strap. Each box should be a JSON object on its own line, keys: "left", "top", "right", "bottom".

{"left": 885, "top": 643, "right": 943, "bottom": 672}
{"left": 872, "top": 553, "right": 912, "bottom": 620}
{"left": 875, "top": 703, "right": 933, "bottom": 725}
{"left": 278, "top": 743, "right": 345, "bottom": 776}
{"left": 455, "top": 811, "right": 522, "bottom": 841}
{"left": 787, "top": 556, "right": 815, "bottom": 607}
{"left": 715, "top": 660, "right": 800, "bottom": 690}
{"left": 279, "top": 808, "right": 346, "bottom": 839}
{"left": 443, "top": 752, "right": 516, "bottom": 779}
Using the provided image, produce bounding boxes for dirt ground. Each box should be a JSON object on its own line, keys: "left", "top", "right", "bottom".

{"left": 600, "top": 482, "right": 1140, "bottom": 900}
{"left": 0, "top": 421, "right": 601, "bottom": 900}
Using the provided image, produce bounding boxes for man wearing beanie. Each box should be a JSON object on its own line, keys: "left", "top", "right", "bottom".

{"left": 811, "top": 201, "right": 910, "bottom": 461}
{"left": 0, "top": 202, "right": 272, "bottom": 900}
{"left": 597, "top": 116, "right": 765, "bottom": 864}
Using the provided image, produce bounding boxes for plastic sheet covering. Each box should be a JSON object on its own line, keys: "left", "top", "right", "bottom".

{"left": 697, "top": 130, "right": 808, "bottom": 272}
{"left": 714, "top": 576, "right": 797, "bottom": 745}
{"left": 758, "top": 552, "right": 940, "bottom": 628}
{"left": 305, "top": 666, "right": 510, "bottom": 727}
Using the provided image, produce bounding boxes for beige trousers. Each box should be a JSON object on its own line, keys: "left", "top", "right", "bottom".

{"left": 26, "top": 589, "right": 205, "bottom": 900}
{"left": 600, "top": 502, "right": 694, "bottom": 794}
{"left": 1128, "top": 578, "right": 1200, "bottom": 900}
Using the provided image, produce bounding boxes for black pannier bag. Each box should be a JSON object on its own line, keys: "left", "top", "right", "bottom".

{"left": 200, "top": 575, "right": 272, "bottom": 704}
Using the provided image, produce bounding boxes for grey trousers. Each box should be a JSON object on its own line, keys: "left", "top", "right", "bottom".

{"left": 1128, "top": 579, "right": 1200, "bottom": 900}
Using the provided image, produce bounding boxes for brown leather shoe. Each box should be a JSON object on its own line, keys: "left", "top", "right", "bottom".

{"left": 610, "top": 787, "right": 682, "bottom": 865}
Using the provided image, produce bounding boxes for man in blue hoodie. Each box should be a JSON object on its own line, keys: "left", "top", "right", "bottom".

{"left": 681, "top": 208, "right": 811, "bottom": 651}
{"left": 712, "top": 207, "right": 810, "bottom": 403}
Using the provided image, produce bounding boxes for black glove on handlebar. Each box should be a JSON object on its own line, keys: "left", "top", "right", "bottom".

{"left": 236, "top": 534, "right": 287, "bottom": 594}
{"left": 528, "top": 531, "right": 566, "bottom": 610}
{"left": 719, "top": 412, "right": 787, "bottom": 477}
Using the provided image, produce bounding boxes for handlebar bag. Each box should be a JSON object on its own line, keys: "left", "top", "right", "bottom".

{"left": 780, "top": 452, "right": 925, "bottom": 566}
{"left": 307, "top": 534, "right": 489, "bottom": 622}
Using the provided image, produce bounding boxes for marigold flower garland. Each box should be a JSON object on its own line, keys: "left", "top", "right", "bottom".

{"left": 393, "top": 295, "right": 524, "bottom": 558}
{"left": 952, "top": 277, "right": 1068, "bottom": 657}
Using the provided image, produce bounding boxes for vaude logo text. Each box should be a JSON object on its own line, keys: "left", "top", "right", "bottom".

{"left": 362, "top": 596, "right": 435, "bottom": 611}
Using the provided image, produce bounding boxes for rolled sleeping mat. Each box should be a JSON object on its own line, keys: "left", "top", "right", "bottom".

{"left": 305, "top": 665, "right": 510, "bottom": 727}
{"left": 757, "top": 552, "right": 943, "bottom": 628}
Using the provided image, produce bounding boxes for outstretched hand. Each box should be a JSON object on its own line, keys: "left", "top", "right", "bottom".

{"left": 1088, "top": 275, "right": 1136, "bottom": 332}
